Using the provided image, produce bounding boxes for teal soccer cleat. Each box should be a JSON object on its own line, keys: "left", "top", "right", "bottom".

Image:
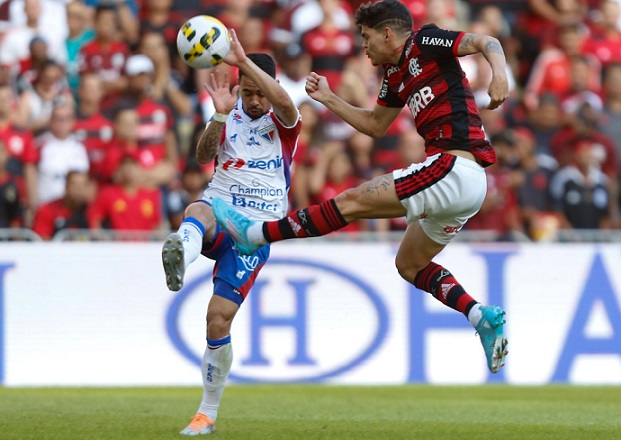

{"left": 211, "top": 197, "right": 260, "bottom": 255}
{"left": 475, "top": 305, "right": 509, "bottom": 373}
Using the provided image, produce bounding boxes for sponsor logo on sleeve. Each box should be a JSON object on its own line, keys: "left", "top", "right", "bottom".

{"left": 421, "top": 36, "right": 454, "bottom": 48}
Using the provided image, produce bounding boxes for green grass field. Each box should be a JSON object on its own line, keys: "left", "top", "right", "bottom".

{"left": 1, "top": 385, "right": 620, "bottom": 439}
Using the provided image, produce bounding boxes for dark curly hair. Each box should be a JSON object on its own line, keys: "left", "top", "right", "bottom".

{"left": 354, "top": 0, "right": 413, "bottom": 36}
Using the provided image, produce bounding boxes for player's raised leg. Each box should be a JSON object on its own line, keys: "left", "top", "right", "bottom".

{"left": 212, "top": 173, "right": 407, "bottom": 255}
{"left": 162, "top": 202, "right": 214, "bottom": 291}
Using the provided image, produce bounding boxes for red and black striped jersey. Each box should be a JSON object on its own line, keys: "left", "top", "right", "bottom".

{"left": 377, "top": 23, "right": 497, "bottom": 167}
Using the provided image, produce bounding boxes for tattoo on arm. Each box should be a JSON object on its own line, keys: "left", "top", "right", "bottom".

{"left": 485, "top": 39, "right": 503, "bottom": 54}
{"left": 196, "top": 122, "right": 224, "bottom": 164}
{"left": 363, "top": 175, "right": 393, "bottom": 197}
{"left": 458, "top": 33, "right": 475, "bottom": 52}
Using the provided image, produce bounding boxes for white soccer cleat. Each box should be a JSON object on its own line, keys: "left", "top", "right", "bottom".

{"left": 180, "top": 413, "right": 216, "bottom": 436}
{"left": 162, "top": 232, "right": 185, "bottom": 291}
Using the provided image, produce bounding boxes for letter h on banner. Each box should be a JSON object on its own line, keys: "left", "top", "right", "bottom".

{"left": 241, "top": 278, "right": 317, "bottom": 367}
{"left": 407, "top": 250, "right": 516, "bottom": 383}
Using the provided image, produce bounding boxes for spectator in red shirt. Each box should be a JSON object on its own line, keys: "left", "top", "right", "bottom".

{"left": 90, "top": 152, "right": 163, "bottom": 231}
{"left": 582, "top": 0, "right": 621, "bottom": 67}
{"left": 32, "top": 170, "right": 93, "bottom": 240}
{"left": 514, "top": 0, "right": 587, "bottom": 85}
{"left": 102, "top": 106, "right": 176, "bottom": 188}
{"left": 0, "top": 83, "right": 38, "bottom": 222}
{"left": 301, "top": 0, "right": 357, "bottom": 92}
{"left": 0, "top": 83, "right": 37, "bottom": 177}
{"left": 523, "top": 23, "right": 600, "bottom": 110}
{"left": 74, "top": 72, "right": 114, "bottom": 185}
{"left": 78, "top": 5, "right": 130, "bottom": 112}
{"left": 110, "top": 54, "right": 179, "bottom": 182}
{"left": 0, "top": 139, "right": 26, "bottom": 229}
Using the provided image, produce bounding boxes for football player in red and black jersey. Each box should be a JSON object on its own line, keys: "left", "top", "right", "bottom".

{"left": 213, "top": 0, "right": 510, "bottom": 374}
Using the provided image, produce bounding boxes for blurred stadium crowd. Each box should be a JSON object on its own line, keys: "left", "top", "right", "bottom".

{"left": 1, "top": 0, "right": 621, "bottom": 241}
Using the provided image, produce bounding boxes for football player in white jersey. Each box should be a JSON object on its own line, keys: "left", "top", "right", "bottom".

{"left": 161, "top": 29, "right": 301, "bottom": 436}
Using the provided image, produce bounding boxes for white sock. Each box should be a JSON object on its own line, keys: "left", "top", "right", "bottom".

{"left": 177, "top": 218, "right": 205, "bottom": 270}
{"left": 468, "top": 303, "right": 483, "bottom": 327}
{"left": 247, "top": 222, "right": 268, "bottom": 246}
{"left": 197, "top": 340, "right": 233, "bottom": 421}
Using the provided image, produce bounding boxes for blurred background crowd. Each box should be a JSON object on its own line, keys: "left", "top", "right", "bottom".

{"left": 1, "top": 0, "right": 621, "bottom": 242}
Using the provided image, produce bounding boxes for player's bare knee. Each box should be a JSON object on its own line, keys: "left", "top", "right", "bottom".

{"left": 207, "top": 313, "right": 232, "bottom": 340}
{"left": 185, "top": 203, "right": 216, "bottom": 236}
{"left": 395, "top": 260, "right": 415, "bottom": 283}
{"left": 395, "top": 255, "right": 425, "bottom": 284}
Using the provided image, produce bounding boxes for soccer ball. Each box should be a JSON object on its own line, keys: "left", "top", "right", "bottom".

{"left": 177, "top": 15, "right": 231, "bottom": 69}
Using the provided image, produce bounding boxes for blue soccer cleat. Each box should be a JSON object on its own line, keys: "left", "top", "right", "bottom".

{"left": 211, "top": 197, "right": 260, "bottom": 255}
{"left": 475, "top": 305, "right": 509, "bottom": 373}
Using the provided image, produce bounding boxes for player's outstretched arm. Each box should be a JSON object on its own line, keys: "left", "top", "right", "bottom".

{"left": 305, "top": 72, "right": 401, "bottom": 138}
{"left": 224, "top": 29, "right": 298, "bottom": 127}
{"left": 196, "top": 70, "right": 239, "bottom": 164}
{"left": 456, "top": 33, "right": 509, "bottom": 110}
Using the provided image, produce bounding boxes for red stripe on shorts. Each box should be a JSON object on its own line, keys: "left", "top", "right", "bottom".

{"left": 394, "top": 154, "right": 456, "bottom": 200}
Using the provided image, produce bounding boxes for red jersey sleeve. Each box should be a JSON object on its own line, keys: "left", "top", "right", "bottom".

{"left": 271, "top": 111, "right": 302, "bottom": 158}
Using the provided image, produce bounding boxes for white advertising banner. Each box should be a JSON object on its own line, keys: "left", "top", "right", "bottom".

{"left": 0, "top": 241, "right": 619, "bottom": 386}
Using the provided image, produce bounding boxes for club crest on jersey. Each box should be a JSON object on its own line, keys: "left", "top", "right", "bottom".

{"left": 259, "top": 124, "right": 276, "bottom": 143}
{"left": 409, "top": 58, "right": 422, "bottom": 77}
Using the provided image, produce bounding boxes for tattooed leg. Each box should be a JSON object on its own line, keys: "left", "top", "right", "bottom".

{"left": 334, "top": 173, "right": 407, "bottom": 221}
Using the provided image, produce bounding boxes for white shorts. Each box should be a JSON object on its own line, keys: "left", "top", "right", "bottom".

{"left": 392, "top": 153, "right": 487, "bottom": 245}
